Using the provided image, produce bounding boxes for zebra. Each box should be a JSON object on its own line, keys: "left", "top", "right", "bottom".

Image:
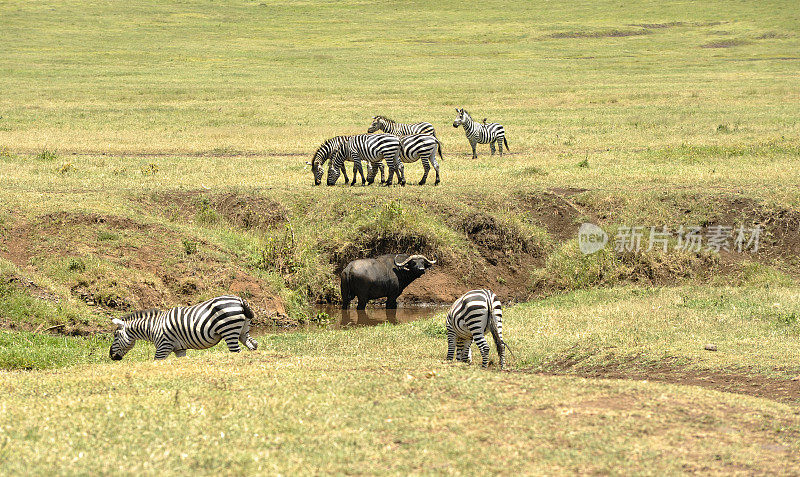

{"left": 367, "top": 115, "right": 437, "bottom": 138}
{"left": 366, "top": 134, "right": 443, "bottom": 185}
{"left": 445, "top": 289, "right": 508, "bottom": 369}
{"left": 310, "top": 136, "right": 385, "bottom": 186}
{"left": 109, "top": 295, "right": 258, "bottom": 361}
{"left": 452, "top": 108, "right": 509, "bottom": 159}
{"left": 329, "top": 133, "right": 403, "bottom": 186}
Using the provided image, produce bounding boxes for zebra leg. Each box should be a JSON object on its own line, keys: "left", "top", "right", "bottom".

{"left": 356, "top": 160, "right": 367, "bottom": 185}
{"left": 470, "top": 141, "right": 477, "bottom": 160}
{"left": 240, "top": 333, "right": 258, "bottom": 351}
{"left": 459, "top": 338, "right": 473, "bottom": 363}
{"left": 154, "top": 341, "right": 174, "bottom": 360}
{"left": 173, "top": 349, "right": 187, "bottom": 358}
{"left": 446, "top": 329, "right": 457, "bottom": 361}
{"left": 474, "top": 333, "right": 491, "bottom": 367}
{"left": 341, "top": 163, "right": 350, "bottom": 185}
{"left": 431, "top": 153, "right": 441, "bottom": 185}
{"left": 455, "top": 337, "right": 465, "bottom": 362}
{"left": 419, "top": 156, "right": 430, "bottom": 185}
{"left": 497, "top": 136, "right": 504, "bottom": 155}
{"left": 223, "top": 332, "right": 242, "bottom": 353}
{"left": 378, "top": 162, "right": 385, "bottom": 184}
{"left": 490, "top": 140, "right": 496, "bottom": 155}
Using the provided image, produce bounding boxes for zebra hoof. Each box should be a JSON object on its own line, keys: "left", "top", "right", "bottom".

{"left": 418, "top": 180, "right": 426, "bottom": 186}
{"left": 434, "top": 180, "right": 440, "bottom": 186}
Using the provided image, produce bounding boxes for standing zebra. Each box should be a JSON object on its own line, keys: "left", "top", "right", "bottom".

{"left": 445, "top": 289, "right": 507, "bottom": 369}
{"left": 367, "top": 115, "right": 437, "bottom": 138}
{"left": 109, "top": 295, "right": 258, "bottom": 361}
{"left": 366, "top": 135, "right": 443, "bottom": 185}
{"left": 329, "top": 133, "right": 403, "bottom": 186}
{"left": 452, "top": 108, "right": 509, "bottom": 159}
{"left": 310, "top": 136, "right": 385, "bottom": 186}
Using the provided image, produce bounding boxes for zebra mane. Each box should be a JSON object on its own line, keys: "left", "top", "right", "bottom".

{"left": 314, "top": 136, "right": 346, "bottom": 161}
{"left": 120, "top": 308, "right": 162, "bottom": 322}
{"left": 375, "top": 115, "right": 395, "bottom": 124}
{"left": 461, "top": 109, "right": 473, "bottom": 120}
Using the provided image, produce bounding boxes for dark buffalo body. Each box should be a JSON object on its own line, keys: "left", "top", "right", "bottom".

{"left": 340, "top": 254, "right": 436, "bottom": 309}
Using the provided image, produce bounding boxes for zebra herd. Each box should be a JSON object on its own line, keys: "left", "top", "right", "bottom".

{"left": 110, "top": 290, "right": 509, "bottom": 369}
{"left": 109, "top": 108, "right": 512, "bottom": 367}
{"left": 310, "top": 109, "right": 508, "bottom": 186}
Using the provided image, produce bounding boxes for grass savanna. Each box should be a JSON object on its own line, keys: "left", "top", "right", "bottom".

{"left": 2, "top": 285, "right": 800, "bottom": 473}
{"left": 1, "top": 0, "right": 800, "bottom": 473}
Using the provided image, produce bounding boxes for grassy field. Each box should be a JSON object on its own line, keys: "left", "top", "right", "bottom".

{"left": 2, "top": 285, "right": 800, "bottom": 474}
{"left": 2, "top": 0, "right": 800, "bottom": 474}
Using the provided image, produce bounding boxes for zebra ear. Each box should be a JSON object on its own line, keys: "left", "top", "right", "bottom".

{"left": 112, "top": 318, "right": 125, "bottom": 329}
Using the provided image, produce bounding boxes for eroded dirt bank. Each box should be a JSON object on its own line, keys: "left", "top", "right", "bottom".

{"left": 1, "top": 189, "right": 799, "bottom": 335}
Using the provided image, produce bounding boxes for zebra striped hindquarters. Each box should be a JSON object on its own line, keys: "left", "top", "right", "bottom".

{"left": 109, "top": 295, "right": 258, "bottom": 361}
{"left": 445, "top": 289, "right": 506, "bottom": 369}
{"left": 329, "top": 134, "right": 403, "bottom": 186}
{"left": 367, "top": 115, "right": 437, "bottom": 138}
{"left": 452, "top": 108, "right": 509, "bottom": 159}
{"left": 398, "top": 135, "right": 442, "bottom": 185}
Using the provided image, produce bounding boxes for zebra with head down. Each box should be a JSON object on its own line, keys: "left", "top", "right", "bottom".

{"left": 445, "top": 289, "right": 509, "bottom": 369}
{"left": 329, "top": 134, "right": 404, "bottom": 186}
{"left": 109, "top": 295, "right": 258, "bottom": 361}
{"left": 310, "top": 136, "right": 384, "bottom": 186}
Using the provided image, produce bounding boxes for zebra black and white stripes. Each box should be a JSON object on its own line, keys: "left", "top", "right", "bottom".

{"left": 329, "top": 133, "right": 403, "bottom": 186}
{"left": 311, "top": 135, "right": 385, "bottom": 186}
{"left": 445, "top": 289, "right": 506, "bottom": 369}
{"left": 452, "top": 108, "right": 509, "bottom": 159}
{"left": 368, "top": 115, "right": 437, "bottom": 138}
{"left": 367, "top": 134, "right": 442, "bottom": 185}
{"left": 109, "top": 295, "right": 258, "bottom": 360}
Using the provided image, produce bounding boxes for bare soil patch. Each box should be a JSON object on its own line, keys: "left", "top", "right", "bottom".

{"left": 538, "top": 357, "right": 800, "bottom": 404}
{"left": 0, "top": 212, "right": 285, "bottom": 331}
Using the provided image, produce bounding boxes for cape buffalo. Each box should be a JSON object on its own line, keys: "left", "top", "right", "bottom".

{"left": 340, "top": 254, "right": 436, "bottom": 309}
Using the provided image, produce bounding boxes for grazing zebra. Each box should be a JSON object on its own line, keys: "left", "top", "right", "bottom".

{"left": 329, "top": 133, "right": 403, "bottom": 186}
{"left": 310, "top": 136, "right": 385, "bottom": 186}
{"left": 445, "top": 289, "right": 507, "bottom": 369}
{"left": 367, "top": 115, "right": 437, "bottom": 138}
{"left": 366, "top": 134, "right": 443, "bottom": 185}
{"left": 109, "top": 295, "right": 258, "bottom": 361}
{"left": 452, "top": 108, "right": 509, "bottom": 159}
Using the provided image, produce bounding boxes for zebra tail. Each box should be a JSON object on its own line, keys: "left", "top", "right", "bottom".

{"left": 436, "top": 138, "right": 444, "bottom": 160}
{"left": 240, "top": 297, "right": 255, "bottom": 321}
{"left": 487, "top": 299, "right": 505, "bottom": 364}
{"left": 503, "top": 136, "right": 510, "bottom": 152}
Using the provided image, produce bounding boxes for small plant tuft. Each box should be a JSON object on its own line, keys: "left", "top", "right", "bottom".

{"left": 577, "top": 158, "right": 589, "bottom": 168}
{"left": 67, "top": 258, "right": 86, "bottom": 272}
{"left": 37, "top": 148, "right": 58, "bottom": 161}
{"left": 182, "top": 239, "right": 198, "bottom": 255}
{"left": 141, "top": 162, "right": 159, "bottom": 176}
